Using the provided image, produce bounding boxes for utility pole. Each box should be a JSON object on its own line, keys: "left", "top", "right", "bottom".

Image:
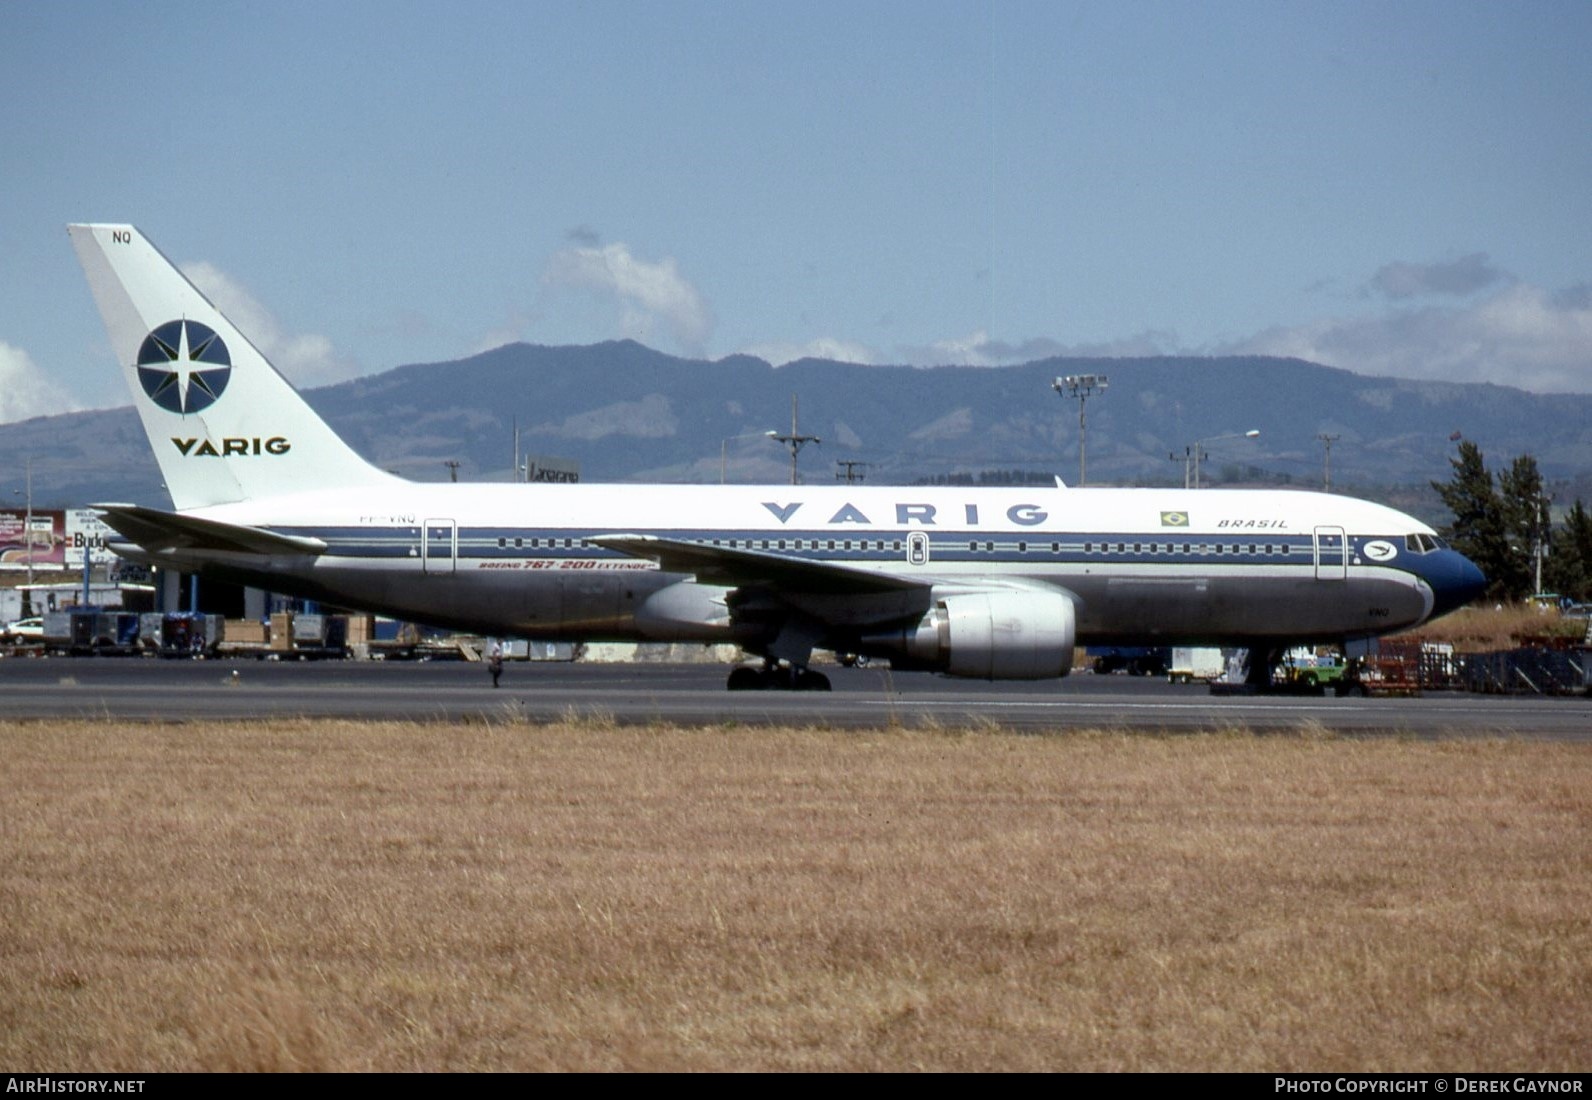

{"left": 1317, "top": 433, "right": 1341, "bottom": 492}
{"left": 835, "top": 460, "right": 868, "bottom": 484}
{"left": 770, "top": 395, "right": 820, "bottom": 486}
{"left": 1052, "top": 374, "right": 1107, "bottom": 486}
{"left": 444, "top": 460, "right": 461, "bottom": 483}
{"left": 1169, "top": 446, "right": 1196, "bottom": 490}
{"left": 1533, "top": 493, "right": 1551, "bottom": 596}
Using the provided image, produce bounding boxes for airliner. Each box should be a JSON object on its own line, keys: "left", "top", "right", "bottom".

{"left": 67, "top": 224, "right": 1486, "bottom": 690}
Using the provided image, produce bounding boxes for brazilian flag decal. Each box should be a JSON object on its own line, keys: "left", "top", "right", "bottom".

{"left": 1160, "top": 511, "right": 1190, "bottom": 527}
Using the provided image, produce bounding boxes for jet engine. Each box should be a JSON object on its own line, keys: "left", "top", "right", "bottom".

{"left": 861, "top": 589, "right": 1076, "bottom": 680}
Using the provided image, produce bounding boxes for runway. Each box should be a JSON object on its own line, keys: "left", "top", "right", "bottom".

{"left": 0, "top": 655, "right": 1586, "bottom": 737}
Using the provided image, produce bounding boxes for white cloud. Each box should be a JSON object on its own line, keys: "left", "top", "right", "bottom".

{"left": 898, "top": 329, "right": 1179, "bottom": 367}
{"left": 890, "top": 273, "right": 1592, "bottom": 394}
{"left": 740, "top": 337, "right": 879, "bottom": 366}
{"left": 181, "top": 262, "right": 362, "bottom": 387}
{"left": 542, "top": 242, "right": 713, "bottom": 355}
{"left": 1369, "top": 253, "right": 1503, "bottom": 300}
{"left": 0, "top": 341, "right": 80, "bottom": 423}
{"left": 1225, "top": 281, "right": 1592, "bottom": 394}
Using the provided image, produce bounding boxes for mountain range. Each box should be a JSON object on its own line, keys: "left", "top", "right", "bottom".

{"left": 5, "top": 342, "right": 1591, "bottom": 521}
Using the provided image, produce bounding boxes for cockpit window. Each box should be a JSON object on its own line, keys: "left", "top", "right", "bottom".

{"left": 1404, "top": 533, "right": 1442, "bottom": 553}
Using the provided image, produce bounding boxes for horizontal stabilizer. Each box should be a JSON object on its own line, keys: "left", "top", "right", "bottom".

{"left": 93, "top": 503, "right": 327, "bottom": 556}
{"left": 590, "top": 534, "right": 926, "bottom": 595}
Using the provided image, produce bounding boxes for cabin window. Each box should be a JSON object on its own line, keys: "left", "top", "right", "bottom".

{"left": 1018, "top": 541, "right": 1027, "bottom": 553}
{"left": 827, "top": 540, "right": 836, "bottom": 551}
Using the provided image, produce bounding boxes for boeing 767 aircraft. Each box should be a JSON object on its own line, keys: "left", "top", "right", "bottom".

{"left": 68, "top": 224, "right": 1485, "bottom": 690}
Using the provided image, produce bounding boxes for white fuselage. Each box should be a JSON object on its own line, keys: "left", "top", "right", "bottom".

{"left": 163, "top": 481, "right": 1457, "bottom": 648}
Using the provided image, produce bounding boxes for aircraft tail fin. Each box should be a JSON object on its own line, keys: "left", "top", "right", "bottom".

{"left": 68, "top": 224, "right": 399, "bottom": 510}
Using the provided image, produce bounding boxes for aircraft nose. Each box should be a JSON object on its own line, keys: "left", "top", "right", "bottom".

{"left": 1427, "top": 550, "right": 1487, "bottom": 618}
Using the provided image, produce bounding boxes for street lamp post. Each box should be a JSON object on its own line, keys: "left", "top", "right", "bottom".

{"left": 11, "top": 458, "right": 34, "bottom": 616}
{"left": 1172, "top": 430, "right": 1260, "bottom": 489}
{"left": 720, "top": 429, "right": 778, "bottom": 483}
{"left": 1052, "top": 374, "right": 1108, "bottom": 486}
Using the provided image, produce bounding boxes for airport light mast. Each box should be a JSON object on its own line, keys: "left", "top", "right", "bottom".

{"left": 1053, "top": 374, "right": 1107, "bottom": 486}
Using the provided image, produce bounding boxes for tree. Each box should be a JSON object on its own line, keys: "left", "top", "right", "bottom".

{"left": 1546, "top": 499, "right": 1592, "bottom": 602}
{"left": 1498, "top": 454, "right": 1550, "bottom": 595}
{"left": 1431, "top": 441, "right": 1515, "bottom": 599}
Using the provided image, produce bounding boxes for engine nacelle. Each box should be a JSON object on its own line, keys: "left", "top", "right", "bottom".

{"left": 865, "top": 589, "right": 1077, "bottom": 680}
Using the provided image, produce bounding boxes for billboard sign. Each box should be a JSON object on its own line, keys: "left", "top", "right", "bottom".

{"left": 0, "top": 509, "right": 65, "bottom": 569}
{"left": 66, "top": 510, "right": 115, "bottom": 568}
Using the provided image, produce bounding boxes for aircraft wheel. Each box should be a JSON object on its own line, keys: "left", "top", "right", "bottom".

{"left": 727, "top": 666, "right": 766, "bottom": 691}
{"left": 793, "top": 669, "right": 832, "bottom": 692}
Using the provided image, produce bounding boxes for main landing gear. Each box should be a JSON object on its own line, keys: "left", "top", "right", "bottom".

{"left": 726, "top": 661, "right": 833, "bottom": 692}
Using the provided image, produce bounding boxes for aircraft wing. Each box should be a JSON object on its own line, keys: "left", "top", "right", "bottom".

{"left": 93, "top": 503, "right": 328, "bottom": 556}
{"left": 589, "top": 533, "right": 927, "bottom": 595}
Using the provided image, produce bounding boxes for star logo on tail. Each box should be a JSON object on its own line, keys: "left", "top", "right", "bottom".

{"left": 136, "top": 320, "right": 232, "bottom": 414}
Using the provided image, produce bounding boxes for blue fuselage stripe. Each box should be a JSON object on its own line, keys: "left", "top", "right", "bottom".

{"left": 271, "top": 525, "right": 1401, "bottom": 570}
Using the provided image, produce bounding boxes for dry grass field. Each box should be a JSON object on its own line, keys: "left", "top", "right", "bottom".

{"left": 1, "top": 717, "right": 1587, "bottom": 1072}
{"left": 1412, "top": 603, "right": 1588, "bottom": 651}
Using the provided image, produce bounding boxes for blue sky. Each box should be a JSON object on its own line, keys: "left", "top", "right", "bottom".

{"left": 4, "top": 0, "right": 1592, "bottom": 423}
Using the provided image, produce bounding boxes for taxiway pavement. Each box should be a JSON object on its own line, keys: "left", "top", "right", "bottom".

{"left": 0, "top": 656, "right": 1586, "bottom": 738}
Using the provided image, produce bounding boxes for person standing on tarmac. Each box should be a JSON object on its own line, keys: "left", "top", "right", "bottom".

{"left": 488, "top": 639, "right": 505, "bottom": 688}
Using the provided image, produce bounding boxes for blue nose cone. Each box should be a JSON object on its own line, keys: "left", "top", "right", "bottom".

{"left": 1427, "top": 549, "right": 1487, "bottom": 618}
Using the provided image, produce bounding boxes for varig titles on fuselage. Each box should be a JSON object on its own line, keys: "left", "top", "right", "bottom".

{"left": 762, "top": 500, "right": 1049, "bottom": 527}
{"left": 759, "top": 499, "right": 1288, "bottom": 531}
